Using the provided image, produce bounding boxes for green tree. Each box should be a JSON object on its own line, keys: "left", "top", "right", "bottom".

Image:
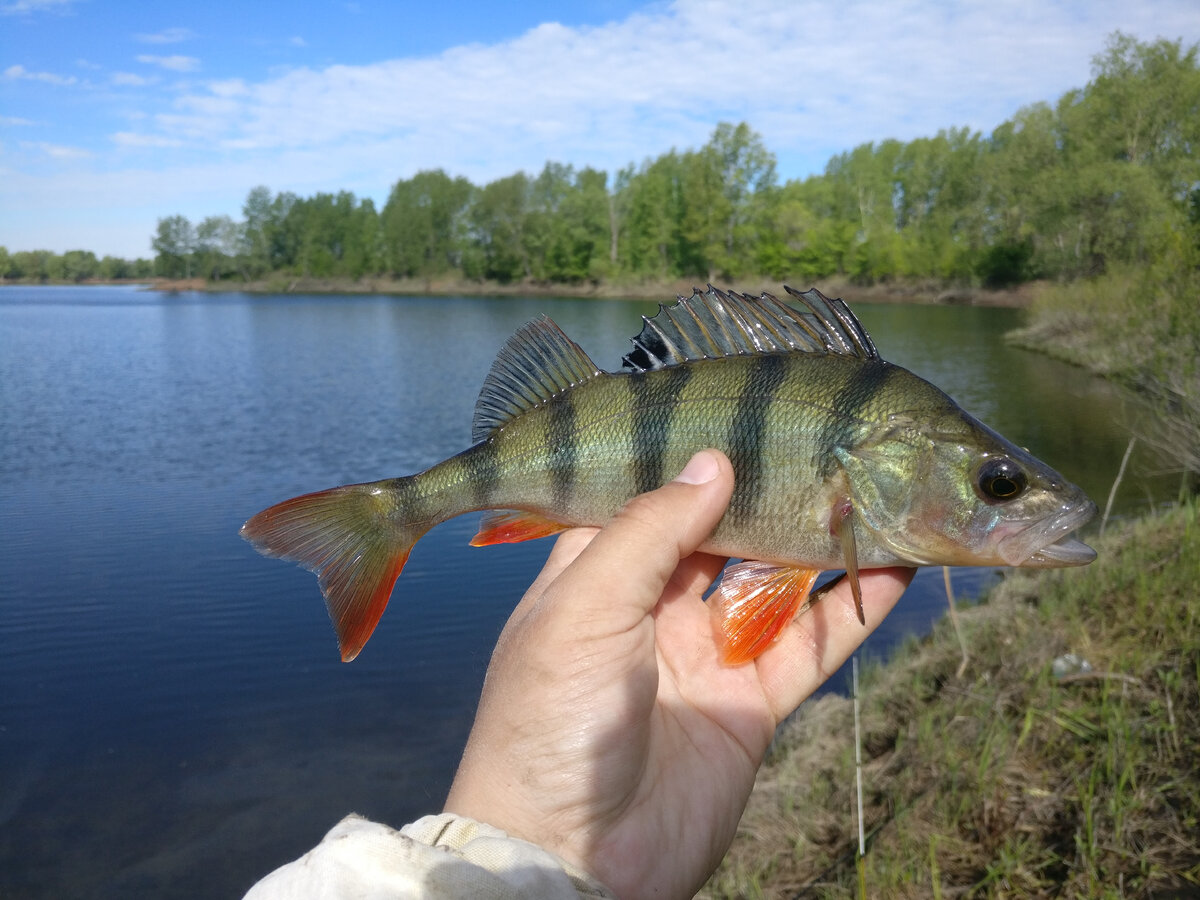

{"left": 195, "top": 215, "right": 241, "bottom": 280}
{"left": 8, "top": 251, "right": 32, "bottom": 279}
{"left": 519, "top": 163, "right": 612, "bottom": 282}
{"left": 621, "top": 151, "right": 683, "bottom": 277}
{"left": 549, "top": 166, "right": 611, "bottom": 282}
{"left": 61, "top": 249, "right": 99, "bottom": 282}
{"left": 98, "top": 255, "right": 132, "bottom": 280}
{"left": 982, "top": 102, "right": 1059, "bottom": 263}
{"left": 1085, "top": 33, "right": 1200, "bottom": 189}
{"left": 523, "top": 161, "right": 575, "bottom": 280}
{"left": 267, "top": 192, "right": 301, "bottom": 270}
{"left": 241, "top": 186, "right": 276, "bottom": 277}
{"left": 39, "top": 251, "right": 66, "bottom": 281}
{"left": 702, "top": 122, "right": 778, "bottom": 278}
{"left": 465, "top": 173, "right": 530, "bottom": 282}
{"left": 381, "top": 169, "right": 473, "bottom": 278}
{"left": 152, "top": 215, "right": 196, "bottom": 278}
{"left": 756, "top": 177, "right": 853, "bottom": 281}
{"left": 822, "top": 140, "right": 904, "bottom": 281}
{"left": 894, "top": 128, "right": 985, "bottom": 280}
{"left": 343, "top": 198, "right": 383, "bottom": 278}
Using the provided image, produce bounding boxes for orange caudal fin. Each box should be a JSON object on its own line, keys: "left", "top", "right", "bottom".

{"left": 469, "top": 510, "right": 569, "bottom": 546}
{"left": 240, "top": 481, "right": 430, "bottom": 662}
{"left": 711, "top": 561, "right": 821, "bottom": 665}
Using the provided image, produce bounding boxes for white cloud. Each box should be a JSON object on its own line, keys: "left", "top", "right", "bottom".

{"left": 3, "top": 64, "right": 77, "bottom": 86}
{"left": 0, "top": 115, "right": 36, "bottom": 125}
{"left": 1, "top": 0, "right": 75, "bottom": 14}
{"left": 135, "top": 27, "right": 195, "bottom": 44}
{"left": 136, "top": 54, "right": 200, "bottom": 72}
{"left": 209, "top": 78, "right": 248, "bottom": 97}
{"left": 21, "top": 140, "right": 92, "bottom": 159}
{"left": 289, "top": 35, "right": 307, "bottom": 48}
{"left": 111, "top": 71, "right": 157, "bottom": 87}
{"left": 120, "top": 0, "right": 1200, "bottom": 188}
{"left": 111, "top": 131, "right": 183, "bottom": 148}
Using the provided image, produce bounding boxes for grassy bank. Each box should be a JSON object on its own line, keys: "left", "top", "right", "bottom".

{"left": 703, "top": 500, "right": 1199, "bottom": 898}
{"left": 1008, "top": 263, "right": 1200, "bottom": 475}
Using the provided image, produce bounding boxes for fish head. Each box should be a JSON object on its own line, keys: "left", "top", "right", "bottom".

{"left": 835, "top": 400, "right": 1097, "bottom": 569}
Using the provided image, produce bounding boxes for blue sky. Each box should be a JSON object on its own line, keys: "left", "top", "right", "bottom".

{"left": 3, "top": 0, "right": 1199, "bottom": 260}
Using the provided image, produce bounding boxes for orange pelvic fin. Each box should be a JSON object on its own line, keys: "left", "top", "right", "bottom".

{"left": 240, "top": 482, "right": 428, "bottom": 662}
{"left": 711, "top": 561, "right": 821, "bottom": 665}
{"left": 469, "top": 510, "right": 569, "bottom": 547}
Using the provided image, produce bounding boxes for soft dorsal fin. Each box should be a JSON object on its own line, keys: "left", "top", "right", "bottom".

{"left": 622, "top": 285, "right": 878, "bottom": 372}
{"left": 473, "top": 316, "right": 602, "bottom": 441}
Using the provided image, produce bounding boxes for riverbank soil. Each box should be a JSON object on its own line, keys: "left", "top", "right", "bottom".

{"left": 703, "top": 501, "right": 1199, "bottom": 898}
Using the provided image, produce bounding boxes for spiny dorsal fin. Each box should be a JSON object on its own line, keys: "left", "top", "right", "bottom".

{"left": 473, "top": 316, "right": 602, "bottom": 441}
{"left": 622, "top": 285, "right": 878, "bottom": 372}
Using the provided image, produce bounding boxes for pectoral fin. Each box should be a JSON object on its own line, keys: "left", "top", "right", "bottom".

{"left": 469, "top": 510, "right": 570, "bottom": 547}
{"left": 832, "top": 502, "right": 865, "bottom": 624}
{"left": 711, "top": 561, "right": 821, "bottom": 665}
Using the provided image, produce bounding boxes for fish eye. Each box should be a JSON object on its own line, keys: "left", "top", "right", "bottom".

{"left": 976, "top": 457, "right": 1027, "bottom": 502}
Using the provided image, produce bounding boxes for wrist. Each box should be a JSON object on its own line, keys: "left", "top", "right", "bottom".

{"left": 412, "top": 812, "right": 616, "bottom": 898}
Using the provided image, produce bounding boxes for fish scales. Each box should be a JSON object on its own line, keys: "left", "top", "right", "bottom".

{"left": 242, "top": 286, "right": 1096, "bottom": 662}
{"left": 369, "top": 354, "right": 937, "bottom": 583}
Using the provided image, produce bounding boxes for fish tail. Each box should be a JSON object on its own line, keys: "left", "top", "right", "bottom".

{"left": 240, "top": 479, "right": 431, "bottom": 662}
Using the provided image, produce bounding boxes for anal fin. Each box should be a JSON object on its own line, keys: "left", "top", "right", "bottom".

{"left": 711, "top": 561, "right": 821, "bottom": 665}
{"left": 469, "top": 510, "right": 570, "bottom": 547}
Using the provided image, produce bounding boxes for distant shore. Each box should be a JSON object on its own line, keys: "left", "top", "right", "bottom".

{"left": 0, "top": 277, "right": 155, "bottom": 288}
{"left": 146, "top": 274, "right": 1035, "bottom": 307}
{"left": 2, "top": 273, "right": 1035, "bottom": 307}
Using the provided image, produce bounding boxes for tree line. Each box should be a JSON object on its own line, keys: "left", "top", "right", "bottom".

{"left": 0, "top": 248, "right": 154, "bottom": 282}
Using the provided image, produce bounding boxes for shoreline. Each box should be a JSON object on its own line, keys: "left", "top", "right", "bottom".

{"left": 3, "top": 274, "right": 1035, "bottom": 307}
{"left": 143, "top": 274, "right": 1035, "bottom": 307}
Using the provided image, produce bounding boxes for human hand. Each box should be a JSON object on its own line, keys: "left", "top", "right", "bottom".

{"left": 444, "top": 450, "right": 913, "bottom": 899}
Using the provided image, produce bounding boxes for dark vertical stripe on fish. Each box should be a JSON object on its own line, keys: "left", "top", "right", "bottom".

{"left": 547, "top": 395, "right": 577, "bottom": 509}
{"left": 816, "top": 359, "right": 893, "bottom": 475}
{"left": 630, "top": 365, "right": 693, "bottom": 495}
{"left": 728, "top": 354, "right": 788, "bottom": 522}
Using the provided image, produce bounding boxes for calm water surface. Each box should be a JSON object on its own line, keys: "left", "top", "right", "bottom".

{"left": 0, "top": 285, "right": 1172, "bottom": 898}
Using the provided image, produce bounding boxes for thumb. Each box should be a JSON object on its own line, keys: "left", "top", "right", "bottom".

{"left": 553, "top": 449, "right": 735, "bottom": 625}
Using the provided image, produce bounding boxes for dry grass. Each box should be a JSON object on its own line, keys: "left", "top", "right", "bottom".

{"left": 702, "top": 500, "right": 1200, "bottom": 899}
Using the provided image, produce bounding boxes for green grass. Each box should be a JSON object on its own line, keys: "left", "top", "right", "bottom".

{"left": 1007, "top": 261, "right": 1200, "bottom": 476}
{"left": 702, "top": 500, "right": 1200, "bottom": 898}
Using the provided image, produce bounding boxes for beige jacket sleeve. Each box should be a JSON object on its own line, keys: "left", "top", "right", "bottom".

{"left": 243, "top": 813, "right": 617, "bottom": 899}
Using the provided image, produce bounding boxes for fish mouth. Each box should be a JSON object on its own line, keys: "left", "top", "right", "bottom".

{"left": 998, "top": 499, "right": 1098, "bottom": 568}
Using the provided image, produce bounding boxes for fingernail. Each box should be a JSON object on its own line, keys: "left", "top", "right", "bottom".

{"left": 673, "top": 451, "right": 719, "bottom": 485}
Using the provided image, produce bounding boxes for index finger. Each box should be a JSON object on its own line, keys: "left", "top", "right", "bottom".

{"left": 545, "top": 451, "right": 734, "bottom": 628}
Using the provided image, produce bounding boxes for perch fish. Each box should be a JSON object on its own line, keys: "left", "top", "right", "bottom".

{"left": 241, "top": 287, "right": 1097, "bottom": 663}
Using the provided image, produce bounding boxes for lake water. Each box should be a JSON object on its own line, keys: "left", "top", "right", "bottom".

{"left": 0, "top": 284, "right": 1174, "bottom": 898}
